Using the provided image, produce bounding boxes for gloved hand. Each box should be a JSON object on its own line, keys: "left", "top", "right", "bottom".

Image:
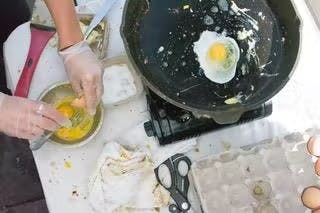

{"left": 0, "top": 93, "right": 71, "bottom": 140}
{"left": 59, "top": 40, "right": 103, "bottom": 115}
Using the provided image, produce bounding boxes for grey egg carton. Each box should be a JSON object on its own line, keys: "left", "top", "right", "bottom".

{"left": 191, "top": 131, "right": 320, "bottom": 213}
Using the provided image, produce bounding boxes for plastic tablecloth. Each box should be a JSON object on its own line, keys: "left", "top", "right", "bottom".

{"left": 3, "top": 0, "right": 320, "bottom": 212}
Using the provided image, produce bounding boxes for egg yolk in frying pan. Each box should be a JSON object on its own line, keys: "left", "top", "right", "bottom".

{"left": 208, "top": 43, "right": 227, "bottom": 62}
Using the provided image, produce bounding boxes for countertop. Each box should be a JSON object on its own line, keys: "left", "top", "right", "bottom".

{"left": 3, "top": 0, "right": 320, "bottom": 212}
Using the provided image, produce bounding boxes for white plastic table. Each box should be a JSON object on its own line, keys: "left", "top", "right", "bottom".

{"left": 3, "top": 0, "right": 320, "bottom": 212}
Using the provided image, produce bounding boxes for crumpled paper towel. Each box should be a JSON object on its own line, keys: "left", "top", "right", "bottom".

{"left": 88, "top": 142, "right": 170, "bottom": 213}
{"left": 88, "top": 122, "right": 197, "bottom": 213}
{"left": 115, "top": 122, "right": 197, "bottom": 167}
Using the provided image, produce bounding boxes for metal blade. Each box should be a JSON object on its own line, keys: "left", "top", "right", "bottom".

{"left": 84, "top": 0, "right": 117, "bottom": 39}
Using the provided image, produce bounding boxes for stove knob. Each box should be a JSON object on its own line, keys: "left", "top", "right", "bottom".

{"left": 144, "top": 121, "right": 155, "bottom": 137}
{"left": 179, "top": 112, "right": 192, "bottom": 123}
{"left": 158, "top": 109, "right": 167, "bottom": 118}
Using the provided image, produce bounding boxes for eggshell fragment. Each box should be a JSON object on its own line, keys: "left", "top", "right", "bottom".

{"left": 315, "top": 159, "right": 320, "bottom": 176}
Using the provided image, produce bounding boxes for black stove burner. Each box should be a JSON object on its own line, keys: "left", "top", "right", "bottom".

{"left": 144, "top": 90, "right": 272, "bottom": 145}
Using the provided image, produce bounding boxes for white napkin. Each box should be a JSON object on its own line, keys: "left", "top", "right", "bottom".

{"left": 88, "top": 122, "right": 198, "bottom": 212}
{"left": 88, "top": 142, "right": 171, "bottom": 213}
{"left": 115, "top": 122, "right": 197, "bottom": 167}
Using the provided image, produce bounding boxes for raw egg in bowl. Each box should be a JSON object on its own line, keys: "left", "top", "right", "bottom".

{"left": 38, "top": 82, "right": 104, "bottom": 148}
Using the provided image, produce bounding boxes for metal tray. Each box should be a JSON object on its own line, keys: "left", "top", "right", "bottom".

{"left": 78, "top": 14, "right": 109, "bottom": 60}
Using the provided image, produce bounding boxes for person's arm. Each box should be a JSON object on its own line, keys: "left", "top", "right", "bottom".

{"left": 44, "top": 0, "right": 83, "bottom": 49}
{"left": 44, "top": 0, "right": 103, "bottom": 115}
{"left": 0, "top": 93, "right": 70, "bottom": 139}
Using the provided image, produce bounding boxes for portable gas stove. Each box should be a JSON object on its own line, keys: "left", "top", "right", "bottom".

{"left": 121, "top": 0, "right": 301, "bottom": 145}
{"left": 144, "top": 90, "right": 272, "bottom": 145}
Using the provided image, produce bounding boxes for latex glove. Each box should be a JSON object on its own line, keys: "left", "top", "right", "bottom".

{"left": 0, "top": 93, "right": 71, "bottom": 140}
{"left": 59, "top": 40, "right": 103, "bottom": 115}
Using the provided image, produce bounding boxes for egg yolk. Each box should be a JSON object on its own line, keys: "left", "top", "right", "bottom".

{"left": 208, "top": 43, "right": 227, "bottom": 62}
{"left": 54, "top": 97, "right": 94, "bottom": 142}
{"left": 57, "top": 105, "right": 74, "bottom": 119}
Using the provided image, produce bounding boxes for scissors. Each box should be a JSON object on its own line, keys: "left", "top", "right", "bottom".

{"left": 154, "top": 154, "right": 192, "bottom": 213}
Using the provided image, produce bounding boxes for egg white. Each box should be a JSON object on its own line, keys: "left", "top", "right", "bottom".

{"left": 193, "top": 31, "right": 240, "bottom": 84}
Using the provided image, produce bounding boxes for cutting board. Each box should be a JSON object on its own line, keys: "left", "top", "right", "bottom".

{"left": 3, "top": 21, "right": 67, "bottom": 100}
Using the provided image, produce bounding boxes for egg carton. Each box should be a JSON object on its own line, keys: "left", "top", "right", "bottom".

{"left": 191, "top": 130, "right": 320, "bottom": 213}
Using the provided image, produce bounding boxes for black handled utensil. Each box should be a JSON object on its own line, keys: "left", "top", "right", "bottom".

{"left": 155, "top": 154, "right": 192, "bottom": 212}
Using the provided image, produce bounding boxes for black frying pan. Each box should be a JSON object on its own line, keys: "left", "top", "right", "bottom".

{"left": 121, "top": 0, "right": 300, "bottom": 122}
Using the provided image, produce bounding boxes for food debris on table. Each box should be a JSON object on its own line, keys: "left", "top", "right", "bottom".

{"left": 221, "top": 141, "right": 231, "bottom": 151}
{"left": 72, "top": 190, "right": 79, "bottom": 197}
{"left": 64, "top": 161, "right": 72, "bottom": 169}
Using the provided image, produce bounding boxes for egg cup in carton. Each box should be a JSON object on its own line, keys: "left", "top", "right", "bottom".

{"left": 191, "top": 130, "right": 320, "bottom": 213}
